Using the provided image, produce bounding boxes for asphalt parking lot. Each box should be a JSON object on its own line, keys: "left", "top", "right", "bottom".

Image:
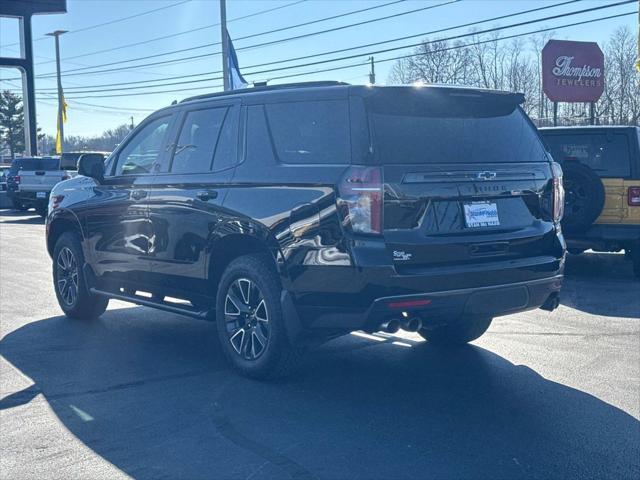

{"left": 1, "top": 209, "right": 639, "bottom": 480}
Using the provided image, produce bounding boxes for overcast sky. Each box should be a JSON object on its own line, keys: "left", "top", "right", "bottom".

{"left": 0, "top": 0, "right": 636, "bottom": 137}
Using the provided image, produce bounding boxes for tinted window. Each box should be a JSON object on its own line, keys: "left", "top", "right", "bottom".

{"left": 115, "top": 116, "right": 170, "bottom": 176}
{"left": 13, "top": 158, "right": 60, "bottom": 170}
{"left": 543, "top": 133, "right": 631, "bottom": 177}
{"left": 60, "top": 152, "right": 82, "bottom": 170}
{"left": 212, "top": 106, "right": 239, "bottom": 171}
{"left": 171, "top": 108, "right": 227, "bottom": 174}
{"left": 368, "top": 92, "right": 546, "bottom": 164}
{"left": 265, "top": 100, "right": 350, "bottom": 164}
{"left": 246, "top": 105, "right": 276, "bottom": 165}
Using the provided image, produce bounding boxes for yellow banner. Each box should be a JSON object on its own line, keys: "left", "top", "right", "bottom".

{"left": 55, "top": 95, "right": 68, "bottom": 154}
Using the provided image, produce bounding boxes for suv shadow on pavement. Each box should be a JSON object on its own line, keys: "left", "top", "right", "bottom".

{"left": 561, "top": 251, "right": 640, "bottom": 318}
{"left": 1, "top": 307, "right": 638, "bottom": 479}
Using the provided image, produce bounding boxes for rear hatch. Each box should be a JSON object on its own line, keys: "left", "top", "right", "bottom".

{"left": 364, "top": 87, "right": 557, "bottom": 270}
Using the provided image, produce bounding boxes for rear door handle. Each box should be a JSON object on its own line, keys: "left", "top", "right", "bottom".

{"left": 196, "top": 190, "right": 218, "bottom": 201}
{"left": 131, "top": 189, "right": 148, "bottom": 200}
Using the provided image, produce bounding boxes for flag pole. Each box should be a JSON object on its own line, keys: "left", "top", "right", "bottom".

{"left": 220, "top": 0, "right": 230, "bottom": 91}
{"left": 46, "top": 29, "right": 67, "bottom": 153}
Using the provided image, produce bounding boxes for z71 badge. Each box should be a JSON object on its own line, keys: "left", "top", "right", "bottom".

{"left": 393, "top": 250, "right": 412, "bottom": 261}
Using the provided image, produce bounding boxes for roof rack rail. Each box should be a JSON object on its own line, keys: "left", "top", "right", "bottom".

{"left": 180, "top": 81, "right": 350, "bottom": 103}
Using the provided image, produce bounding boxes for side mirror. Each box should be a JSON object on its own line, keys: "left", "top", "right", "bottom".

{"left": 78, "top": 153, "right": 105, "bottom": 182}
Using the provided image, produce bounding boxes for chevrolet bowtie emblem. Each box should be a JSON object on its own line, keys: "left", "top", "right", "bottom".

{"left": 476, "top": 171, "right": 497, "bottom": 180}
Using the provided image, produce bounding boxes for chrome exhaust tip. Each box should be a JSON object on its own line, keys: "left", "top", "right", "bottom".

{"left": 401, "top": 317, "right": 422, "bottom": 332}
{"left": 380, "top": 319, "right": 400, "bottom": 334}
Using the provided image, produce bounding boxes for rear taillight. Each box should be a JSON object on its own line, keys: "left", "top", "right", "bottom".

{"left": 14, "top": 175, "right": 20, "bottom": 184}
{"left": 551, "top": 162, "right": 564, "bottom": 223}
{"left": 337, "top": 166, "right": 383, "bottom": 235}
{"left": 628, "top": 186, "right": 640, "bottom": 206}
{"left": 51, "top": 194, "right": 65, "bottom": 209}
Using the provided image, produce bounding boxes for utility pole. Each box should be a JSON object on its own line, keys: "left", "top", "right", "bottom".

{"left": 46, "top": 29, "right": 67, "bottom": 153}
{"left": 368, "top": 56, "right": 376, "bottom": 84}
{"left": 220, "top": 0, "right": 229, "bottom": 91}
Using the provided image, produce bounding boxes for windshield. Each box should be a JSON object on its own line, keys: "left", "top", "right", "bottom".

{"left": 366, "top": 89, "right": 547, "bottom": 164}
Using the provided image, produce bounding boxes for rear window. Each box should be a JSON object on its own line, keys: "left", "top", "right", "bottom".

{"left": 543, "top": 133, "right": 631, "bottom": 178}
{"left": 367, "top": 90, "right": 547, "bottom": 164}
{"left": 264, "top": 100, "right": 350, "bottom": 164}
{"left": 14, "top": 158, "right": 60, "bottom": 171}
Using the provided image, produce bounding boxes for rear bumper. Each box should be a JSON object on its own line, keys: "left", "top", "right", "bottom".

{"left": 285, "top": 254, "right": 564, "bottom": 335}
{"left": 13, "top": 190, "right": 50, "bottom": 204}
{"left": 360, "top": 275, "right": 563, "bottom": 330}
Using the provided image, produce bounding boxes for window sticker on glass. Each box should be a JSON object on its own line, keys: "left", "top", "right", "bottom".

{"left": 464, "top": 202, "right": 500, "bottom": 228}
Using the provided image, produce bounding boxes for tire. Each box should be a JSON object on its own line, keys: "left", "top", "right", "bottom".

{"left": 561, "top": 162, "right": 605, "bottom": 233}
{"left": 53, "top": 232, "right": 109, "bottom": 319}
{"left": 418, "top": 316, "right": 493, "bottom": 346}
{"left": 12, "top": 199, "right": 28, "bottom": 211}
{"left": 215, "top": 253, "right": 303, "bottom": 379}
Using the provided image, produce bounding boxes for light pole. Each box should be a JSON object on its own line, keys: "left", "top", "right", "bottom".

{"left": 220, "top": 0, "right": 229, "bottom": 91}
{"left": 45, "top": 29, "right": 67, "bottom": 153}
{"left": 368, "top": 56, "right": 376, "bottom": 84}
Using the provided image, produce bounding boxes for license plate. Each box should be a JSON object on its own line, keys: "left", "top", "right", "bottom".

{"left": 464, "top": 202, "right": 499, "bottom": 228}
{"left": 36, "top": 191, "right": 46, "bottom": 199}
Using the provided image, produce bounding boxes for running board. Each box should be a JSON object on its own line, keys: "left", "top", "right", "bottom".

{"left": 90, "top": 288, "right": 212, "bottom": 320}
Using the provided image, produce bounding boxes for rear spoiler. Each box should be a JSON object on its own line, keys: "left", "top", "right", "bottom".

{"left": 363, "top": 86, "right": 525, "bottom": 118}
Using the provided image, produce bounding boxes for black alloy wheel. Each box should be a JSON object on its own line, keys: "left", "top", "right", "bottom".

{"left": 56, "top": 246, "right": 79, "bottom": 307}
{"left": 53, "top": 232, "right": 109, "bottom": 319}
{"left": 223, "top": 277, "right": 271, "bottom": 360}
{"left": 216, "top": 253, "right": 303, "bottom": 378}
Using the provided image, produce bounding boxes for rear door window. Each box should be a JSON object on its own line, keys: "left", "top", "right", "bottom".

{"left": 544, "top": 133, "right": 631, "bottom": 177}
{"left": 170, "top": 107, "right": 228, "bottom": 174}
{"left": 264, "top": 100, "right": 350, "bottom": 164}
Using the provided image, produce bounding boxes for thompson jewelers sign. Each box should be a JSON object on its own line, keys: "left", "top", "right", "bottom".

{"left": 542, "top": 40, "right": 604, "bottom": 103}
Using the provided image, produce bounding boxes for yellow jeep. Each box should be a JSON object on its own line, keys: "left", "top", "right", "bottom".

{"left": 540, "top": 126, "right": 640, "bottom": 277}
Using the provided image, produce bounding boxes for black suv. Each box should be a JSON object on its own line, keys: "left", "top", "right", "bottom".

{"left": 46, "top": 82, "right": 565, "bottom": 378}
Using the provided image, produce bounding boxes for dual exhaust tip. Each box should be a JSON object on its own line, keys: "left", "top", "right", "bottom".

{"left": 380, "top": 317, "right": 422, "bottom": 334}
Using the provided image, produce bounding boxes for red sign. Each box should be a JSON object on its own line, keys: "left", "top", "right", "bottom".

{"left": 542, "top": 40, "right": 604, "bottom": 103}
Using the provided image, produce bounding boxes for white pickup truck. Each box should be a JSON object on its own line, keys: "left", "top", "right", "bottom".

{"left": 11, "top": 157, "right": 70, "bottom": 216}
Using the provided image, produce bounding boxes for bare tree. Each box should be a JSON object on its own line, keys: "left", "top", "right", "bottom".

{"left": 387, "top": 26, "right": 639, "bottom": 126}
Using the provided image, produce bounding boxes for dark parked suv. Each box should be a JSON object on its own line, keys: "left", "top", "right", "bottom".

{"left": 46, "top": 82, "right": 565, "bottom": 378}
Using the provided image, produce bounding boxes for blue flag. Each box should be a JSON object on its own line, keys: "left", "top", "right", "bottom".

{"left": 227, "top": 29, "right": 248, "bottom": 90}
